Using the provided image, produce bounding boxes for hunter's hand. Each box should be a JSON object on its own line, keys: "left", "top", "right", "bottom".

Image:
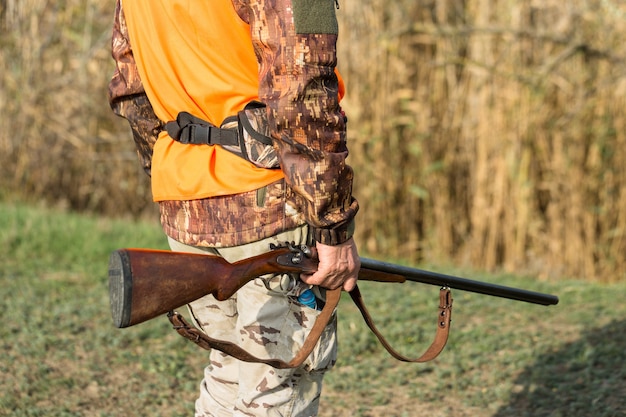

{"left": 301, "top": 238, "right": 360, "bottom": 291}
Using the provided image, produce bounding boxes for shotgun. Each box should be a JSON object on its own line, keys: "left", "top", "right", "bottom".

{"left": 108, "top": 242, "right": 559, "bottom": 329}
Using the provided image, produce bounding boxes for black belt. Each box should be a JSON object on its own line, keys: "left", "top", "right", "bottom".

{"left": 165, "top": 112, "right": 239, "bottom": 146}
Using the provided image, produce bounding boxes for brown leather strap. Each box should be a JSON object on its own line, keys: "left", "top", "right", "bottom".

{"left": 168, "top": 287, "right": 342, "bottom": 369}
{"left": 349, "top": 284, "right": 453, "bottom": 362}
{"left": 169, "top": 285, "right": 452, "bottom": 367}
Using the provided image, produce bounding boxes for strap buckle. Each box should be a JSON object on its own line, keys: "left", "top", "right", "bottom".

{"left": 165, "top": 111, "right": 238, "bottom": 146}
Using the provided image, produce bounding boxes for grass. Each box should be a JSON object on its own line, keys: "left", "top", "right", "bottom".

{"left": 0, "top": 201, "right": 625, "bottom": 417}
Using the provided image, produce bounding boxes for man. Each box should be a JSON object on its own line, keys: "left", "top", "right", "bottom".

{"left": 108, "top": 0, "right": 359, "bottom": 415}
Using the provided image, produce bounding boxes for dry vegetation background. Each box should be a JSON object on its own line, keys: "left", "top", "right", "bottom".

{"left": 1, "top": 0, "right": 624, "bottom": 282}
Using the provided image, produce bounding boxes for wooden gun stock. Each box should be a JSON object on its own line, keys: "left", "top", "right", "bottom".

{"left": 108, "top": 246, "right": 318, "bottom": 328}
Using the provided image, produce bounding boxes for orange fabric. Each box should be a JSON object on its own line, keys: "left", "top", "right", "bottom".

{"left": 122, "top": 0, "right": 283, "bottom": 200}
{"left": 336, "top": 71, "right": 346, "bottom": 101}
{"left": 123, "top": 0, "right": 344, "bottom": 201}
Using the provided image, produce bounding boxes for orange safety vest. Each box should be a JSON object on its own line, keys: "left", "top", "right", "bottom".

{"left": 123, "top": 0, "right": 344, "bottom": 201}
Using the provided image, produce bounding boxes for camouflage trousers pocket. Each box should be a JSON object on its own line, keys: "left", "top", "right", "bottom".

{"left": 282, "top": 299, "right": 338, "bottom": 372}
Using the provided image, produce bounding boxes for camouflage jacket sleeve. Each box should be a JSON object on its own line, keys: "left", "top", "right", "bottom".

{"left": 108, "top": 0, "right": 163, "bottom": 177}
{"left": 234, "top": 0, "right": 359, "bottom": 245}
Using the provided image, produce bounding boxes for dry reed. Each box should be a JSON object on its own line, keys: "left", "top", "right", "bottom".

{"left": 337, "top": 0, "right": 626, "bottom": 281}
{"left": 1, "top": 0, "right": 624, "bottom": 281}
{"left": 0, "top": 0, "right": 154, "bottom": 216}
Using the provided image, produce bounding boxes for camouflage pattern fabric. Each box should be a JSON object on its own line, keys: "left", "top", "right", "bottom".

{"left": 222, "top": 104, "right": 280, "bottom": 169}
{"left": 108, "top": 0, "right": 358, "bottom": 248}
{"left": 167, "top": 226, "right": 337, "bottom": 417}
{"left": 240, "top": 0, "right": 359, "bottom": 245}
{"left": 109, "top": 93, "right": 162, "bottom": 177}
{"left": 159, "top": 181, "right": 306, "bottom": 247}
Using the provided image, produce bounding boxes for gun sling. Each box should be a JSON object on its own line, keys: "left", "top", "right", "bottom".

{"left": 168, "top": 285, "right": 453, "bottom": 368}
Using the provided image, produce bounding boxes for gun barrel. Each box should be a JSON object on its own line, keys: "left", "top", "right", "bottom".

{"left": 359, "top": 257, "right": 559, "bottom": 306}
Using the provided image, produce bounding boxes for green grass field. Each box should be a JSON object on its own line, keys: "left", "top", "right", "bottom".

{"left": 1, "top": 202, "right": 624, "bottom": 417}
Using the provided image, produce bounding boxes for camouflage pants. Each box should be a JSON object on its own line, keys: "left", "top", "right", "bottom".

{"left": 167, "top": 225, "right": 338, "bottom": 417}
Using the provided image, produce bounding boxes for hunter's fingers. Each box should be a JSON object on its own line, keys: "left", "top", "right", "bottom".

{"left": 300, "top": 239, "right": 360, "bottom": 290}
{"left": 342, "top": 275, "right": 358, "bottom": 292}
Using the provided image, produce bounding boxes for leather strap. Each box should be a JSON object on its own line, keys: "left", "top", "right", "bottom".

{"left": 349, "top": 284, "right": 453, "bottom": 362}
{"left": 168, "top": 287, "right": 342, "bottom": 369}
{"left": 169, "top": 284, "right": 453, "bottom": 367}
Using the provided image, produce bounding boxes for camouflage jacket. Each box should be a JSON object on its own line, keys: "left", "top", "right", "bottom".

{"left": 108, "top": 0, "right": 358, "bottom": 247}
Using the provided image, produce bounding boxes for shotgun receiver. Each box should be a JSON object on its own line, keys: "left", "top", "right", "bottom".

{"left": 108, "top": 242, "right": 559, "bottom": 329}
